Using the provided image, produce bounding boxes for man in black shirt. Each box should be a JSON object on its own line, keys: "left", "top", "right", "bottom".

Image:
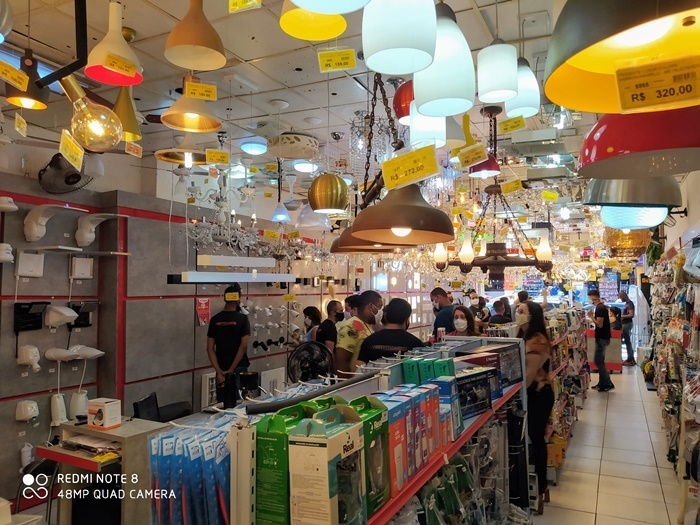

{"left": 359, "top": 298, "right": 424, "bottom": 363}
{"left": 316, "top": 300, "right": 344, "bottom": 352}
{"left": 207, "top": 284, "right": 251, "bottom": 403}
{"left": 488, "top": 300, "right": 510, "bottom": 326}
{"left": 588, "top": 289, "right": 614, "bottom": 392}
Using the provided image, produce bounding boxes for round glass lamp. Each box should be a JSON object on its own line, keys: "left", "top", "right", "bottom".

{"left": 505, "top": 58, "right": 540, "bottom": 118}
{"left": 393, "top": 80, "right": 413, "bottom": 125}
{"left": 240, "top": 137, "right": 267, "bottom": 155}
{"left": 477, "top": 39, "right": 518, "bottom": 103}
{"left": 280, "top": 0, "right": 347, "bottom": 41}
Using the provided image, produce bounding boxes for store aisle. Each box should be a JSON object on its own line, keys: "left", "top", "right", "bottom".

{"left": 533, "top": 366, "right": 691, "bottom": 525}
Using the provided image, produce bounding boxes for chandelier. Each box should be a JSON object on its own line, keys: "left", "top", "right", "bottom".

{"left": 349, "top": 110, "right": 392, "bottom": 183}
{"left": 603, "top": 227, "right": 652, "bottom": 259}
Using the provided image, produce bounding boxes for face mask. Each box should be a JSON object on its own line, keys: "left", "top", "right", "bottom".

{"left": 374, "top": 307, "right": 384, "bottom": 326}
{"left": 432, "top": 300, "right": 440, "bottom": 310}
{"left": 304, "top": 317, "right": 312, "bottom": 327}
{"left": 335, "top": 312, "right": 345, "bottom": 322}
{"left": 515, "top": 312, "right": 531, "bottom": 327}
{"left": 454, "top": 319, "right": 468, "bottom": 332}
{"left": 344, "top": 311, "right": 352, "bottom": 320}
{"left": 470, "top": 298, "right": 479, "bottom": 306}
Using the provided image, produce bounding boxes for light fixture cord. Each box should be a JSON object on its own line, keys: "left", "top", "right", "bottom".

{"left": 27, "top": 0, "right": 31, "bottom": 48}
{"left": 495, "top": 0, "right": 499, "bottom": 38}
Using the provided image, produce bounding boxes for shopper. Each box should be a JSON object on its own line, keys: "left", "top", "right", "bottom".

{"left": 489, "top": 300, "right": 511, "bottom": 325}
{"left": 359, "top": 298, "right": 424, "bottom": 362}
{"left": 316, "top": 300, "right": 344, "bottom": 352}
{"left": 335, "top": 290, "right": 383, "bottom": 377}
{"left": 588, "top": 289, "right": 614, "bottom": 392}
{"left": 207, "top": 284, "right": 251, "bottom": 404}
{"left": 515, "top": 300, "right": 554, "bottom": 514}
{"left": 467, "top": 290, "right": 488, "bottom": 332}
{"left": 430, "top": 287, "right": 454, "bottom": 337}
{"left": 609, "top": 306, "right": 622, "bottom": 330}
{"left": 619, "top": 290, "right": 636, "bottom": 365}
{"left": 302, "top": 306, "right": 322, "bottom": 342}
{"left": 447, "top": 305, "right": 478, "bottom": 336}
{"left": 344, "top": 294, "right": 361, "bottom": 320}
{"left": 500, "top": 297, "right": 513, "bottom": 321}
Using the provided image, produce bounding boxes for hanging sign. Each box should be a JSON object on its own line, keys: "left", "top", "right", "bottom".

{"left": 229, "top": 0, "right": 262, "bottom": 12}
{"left": 457, "top": 143, "right": 488, "bottom": 169}
{"left": 282, "top": 293, "right": 296, "bottom": 302}
{"left": 317, "top": 48, "right": 357, "bottom": 73}
{"left": 265, "top": 163, "right": 278, "bottom": 172}
{"left": 616, "top": 55, "right": 700, "bottom": 112}
{"left": 450, "top": 207, "right": 464, "bottom": 215}
{"left": 59, "top": 130, "right": 85, "bottom": 171}
{"left": 205, "top": 149, "right": 229, "bottom": 165}
{"left": 0, "top": 60, "right": 28, "bottom": 91}
{"left": 498, "top": 115, "right": 526, "bottom": 134}
{"left": 14, "top": 113, "right": 27, "bottom": 138}
{"left": 196, "top": 298, "right": 210, "bottom": 326}
{"left": 103, "top": 53, "right": 137, "bottom": 77}
{"left": 382, "top": 144, "right": 439, "bottom": 190}
{"left": 249, "top": 166, "right": 259, "bottom": 174}
{"left": 263, "top": 229, "right": 280, "bottom": 240}
{"left": 450, "top": 281, "right": 463, "bottom": 289}
{"left": 185, "top": 80, "right": 217, "bottom": 101}
{"left": 263, "top": 192, "right": 273, "bottom": 198}
{"left": 288, "top": 231, "right": 300, "bottom": 239}
{"left": 541, "top": 190, "right": 559, "bottom": 202}
{"left": 500, "top": 178, "right": 523, "bottom": 194}
{"left": 125, "top": 141, "right": 143, "bottom": 158}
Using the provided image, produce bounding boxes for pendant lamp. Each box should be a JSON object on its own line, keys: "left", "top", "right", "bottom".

{"left": 240, "top": 137, "right": 267, "bottom": 156}
{"left": 351, "top": 184, "right": 454, "bottom": 245}
{"left": 6, "top": 49, "right": 49, "bottom": 110}
{"left": 307, "top": 172, "right": 349, "bottom": 214}
{"left": 505, "top": 58, "right": 540, "bottom": 118}
{"left": 444, "top": 117, "right": 466, "bottom": 151}
{"left": 458, "top": 235, "right": 475, "bottom": 264}
{"left": 578, "top": 106, "right": 700, "bottom": 179}
{"left": 535, "top": 230, "right": 553, "bottom": 262}
{"left": 280, "top": 0, "right": 347, "bottom": 41}
{"left": 155, "top": 133, "right": 207, "bottom": 166}
{"left": 161, "top": 75, "right": 221, "bottom": 133}
{"left": 603, "top": 227, "right": 652, "bottom": 258}
{"left": 295, "top": 204, "right": 331, "bottom": 230}
{"left": 165, "top": 0, "right": 225, "bottom": 70}
{"left": 468, "top": 155, "right": 500, "bottom": 179}
{"left": 600, "top": 206, "right": 669, "bottom": 230}
{"left": 112, "top": 86, "right": 141, "bottom": 142}
{"left": 290, "top": 0, "right": 370, "bottom": 14}
{"left": 330, "top": 235, "right": 393, "bottom": 254}
{"left": 362, "top": 0, "right": 437, "bottom": 75}
{"left": 477, "top": 39, "right": 518, "bottom": 103}
{"left": 409, "top": 102, "right": 446, "bottom": 148}
{"left": 0, "top": 1, "right": 12, "bottom": 44}
{"left": 85, "top": 2, "right": 143, "bottom": 86}
{"left": 393, "top": 80, "right": 413, "bottom": 126}
{"left": 413, "top": 2, "right": 475, "bottom": 117}
{"left": 544, "top": 0, "right": 700, "bottom": 113}
{"left": 272, "top": 203, "right": 291, "bottom": 223}
{"left": 337, "top": 225, "right": 409, "bottom": 250}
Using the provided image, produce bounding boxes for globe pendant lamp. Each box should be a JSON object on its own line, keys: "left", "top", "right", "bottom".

{"left": 112, "top": 86, "right": 141, "bottom": 142}
{"left": 505, "top": 58, "right": 540, "bottom": 118}
{"left": 85, "top": 2, "right": 143, "bottom": 86}
{"left": 351, "top": 184, "right": 454, "bottom": 245}
{"left": 155, "top": 133, "right": 207, "bottom": 166}
{"left": 444, "top": 117, "right": 466, "bottom": 151}
{"left": 296, "top": 204, "right": 331, "bottom": 230}
{"left": 290, "top": 0, "right": 371, "bottom": 14}
{"left": 393, "top": 80, "right": 413, "bottom": 126}
{"left": 161, "top": 75, "right": 222, "bottom": 133}
{"left": 6, "top": 49, "right": 49, "bottom": 110}
{"left": 165, "top": 0, "right": 226, "bottom": 71}
{"left": 409, "top": 102, "right": 446, "bottom": 148}
{"left": 0, "top": 1, "right": 13, "bottom": 45}
{"left": 578, "top": 106, "right": 700, "bottom": 179}
{"left": 280, "top": 0, "right": 347, "bottom": 41}
{"left": 308, "top": 172, "right": 349, "bottom": 214}
{"left": 544, "top": 0, "right": 700, "bottom": 114}
{"left": 477, "top": 39, "right": 518, "bottom": 103}
{"left": 362, "top": 0, "right": 437, "bottom": 75}
{"left": 413, "top": 2, "right": 475, "bottom": 117}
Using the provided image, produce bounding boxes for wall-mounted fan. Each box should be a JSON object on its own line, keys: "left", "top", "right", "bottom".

{"left": 287, "top": 341, "right": 333, "bottom": 382}
{"left": 38, "top": 153, "right": 93, "bottom": 195}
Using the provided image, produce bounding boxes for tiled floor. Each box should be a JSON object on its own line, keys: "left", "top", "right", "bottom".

{"left": 533, "top": 366, "right": 698, "bottom": 525}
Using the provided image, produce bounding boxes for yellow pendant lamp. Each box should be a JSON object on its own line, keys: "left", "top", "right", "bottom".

{"left": 155, "top": 133, "right": 207, "bottom": 166}
{"left": 307, "top": 172, "right": 349, "bottom": 214}
{"left": 161, "top": 75, "right": 222, "bottom": 133}
{"left": 112, "top": 86, "right": 141, "bottom": 142}
{"left": 280, "top": 0, "right": 347, "bottom": 41}
{"left": 6, "top": 49, "right": 49, "bottom": 110}
{"left": 164, "top": 0, "right": 226, "bottom": 71}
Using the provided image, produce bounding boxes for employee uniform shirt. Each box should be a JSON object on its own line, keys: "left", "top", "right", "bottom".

{"left": 336, "top": 316, "right": 373, "bottom": 371}
{"left": 622, "top": 300, "right": 635, "bottom": 325}
{"left": 594, "top": 303, "right": 611, "bottom": 341}
{"left": 359, "top": 329, "right": 424, "bottom": 363}
{"left": 489, "top": 314, "right": 511, "bottom": 325}
{"left": 207, "top": 310, "right": 251, "bottom": 370}
{"left": 316, "top": 319, "right": 338, "bottom": 348}
{"left": 433, "top": 305, "right": 454, "bottom": 336}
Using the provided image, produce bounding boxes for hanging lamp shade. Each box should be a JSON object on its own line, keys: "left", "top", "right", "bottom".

{"left": 295, "top": 204, "right": 331, "bottom": 230}
{"left": 578, "top": 106, "right": 700, "bottom": 179}
{"left": 535, "top": 230, "right": 553, "bottom": 262}
{"left": 280, "top": 0, "right": 347, "bottom": 41}
{"left": 600, "top": 206, "right": 669, "bottom": 230}
{"left": 6, "top": 49, "right": 49, "bottom": 110}
{"left": 290, "top": 0, "right": 370, "bottom": 14}
{"left": 155, "top": 133, "right": 207, "bottom": 165}
{"left": 240, "top": 137, "right": 267, "bottom": 155}
{"left": 351, "top": 184, "right": 455, "bottom": 245}
{"left": 330, "top": 236, "right": 393, "bottom": 254}
{"left": 603, "top": 227, "right": 652, "bottom": 258}
{"left": 477, "top": 39, "right": 518, "bottom": 103}
{"left": 272, "top": 203, "right": 291, "bottom": 223}
{"left": 267, "top": 132, "right": 319, "bottom": 159}
{"left": 362, "top": 0, "right": 437, "bottom": 75}
{"left": 307, "top": 173, "right": 349, "bottom": 214}
{"left": 337, "top": 225, "right": 409, "bottom": 250}
{"left": 164, "top": 0, "right": 225, "bottom": 70}
{"left": 505, "top": 58, "right": 540, "bottom": 118}
{"left": 393, "top": 80, "right": 413, "bottom": 126}
{"left": 161, "top": 76, "right": 222, "bottom": 133}
{"left": 85, "top": 2, "right": 143, "bottom": 86}
{"left": 443, "top": 117, "right": 466, "bottom": 151}
{"left": 409, "top": 102, "right": 446, "bottom": 148}
{"left": 0, "top": 1, "right": 13, "bottom": 45}
{"left": 468, "top": 154, "right": 501, "bottom": 179}
{"left": 112, "top": 86, "right": 141, "bottom": 142}
{"left": 544, "top": 0, "right": 700, "bottom": 113}
{"left": 413, "top": 3, "right": 474, "bottom": 117}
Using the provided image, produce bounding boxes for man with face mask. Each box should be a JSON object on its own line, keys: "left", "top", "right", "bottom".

{"left": 359, "top": 298, "right": 424, "bottom": 362}
{"left": 430, "top": 287, "right": 454, "bottom": 338}
{"left": 588, "top": 289, "right": 614, "bottom": 392}
{"left": 344, "top": 294, "right": 361, "bottom": 320}
{"left": 335, "top": 290, "right": 383, "bottom": 377}
{"left": 316, "top": 300, "right": 344, "bottom": 353}
{"left": 467, "top": 290, "right": 488, "bottom": 332}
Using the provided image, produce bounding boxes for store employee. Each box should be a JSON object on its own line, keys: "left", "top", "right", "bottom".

{"left": 207, "top": 284, "right": 251, "bottom": 403}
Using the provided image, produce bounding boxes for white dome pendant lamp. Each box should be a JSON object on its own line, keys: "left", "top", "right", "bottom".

{"left": 362, "top": 0, "right": 437, "bottom": 75}
{"left": 290, "top": 0, "right": 371, "bottom": 14}
{"left": 505, "top": 57, "right": 540, "bottom": 118}
{"left": 414, "top": 2, "right": 475, "bottom": 117}
{"left": 478, "top": 38, "right": 518, "bottom": 103}
{"left": 409, "top": 102, "right": 446, "bottom": 148}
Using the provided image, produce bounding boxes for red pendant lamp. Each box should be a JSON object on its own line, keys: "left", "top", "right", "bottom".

{"left": 393, "top": 80, "right": 413, "bottom": 126}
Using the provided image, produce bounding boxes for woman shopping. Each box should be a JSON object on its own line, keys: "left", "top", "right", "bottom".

{"left": 447, "top": 305, "right": 479, "bottom": 336}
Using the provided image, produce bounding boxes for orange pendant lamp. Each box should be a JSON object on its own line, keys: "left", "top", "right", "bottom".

{"left": 164, "top": 0, "right": 226, "bottom": 71}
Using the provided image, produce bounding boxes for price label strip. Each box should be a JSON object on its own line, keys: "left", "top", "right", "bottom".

{"left": 0, "top": 59, "right": 29, "bottom": 91}
{"left": 249, "top": 166, "right": 259, "bottom": 174}
{"left": 457, "top": 143, "right": 488, "bottom": 169}
{"left": 616, "top": 56, "right": 700, "bottom": 112}
{"left": 541, "top": 190, "right": 559, "bottom": 202}
{"left": 59, "top": 130, "right": 85, "bottom": 171}
{"left": 263, "top": 229, "right": 280, "bottom": 240}
{"left": 205, "top": 149, "right": 229, "bottom": 165}
{"left": 265, "top": 163, "right": 278, "bottom": 172}
{"left": 498, "top": 115, "right": 526, "bottom": 134}
{"left": 14, "top": 113, "right": 27, "bottom": 138}
{"left": 382, "top": 144, "right": 439, "bottom": 191}
{"left": 185, "top": 80, "right": 217, "bottom": 101}
{"left": 317, "top": 48, "right": 357, "bottom": 73}
{"left": 103, "top": 53, "right": 137, "bottom": 77}
{"left": 229, "top": 0, "right": 262, "bottom": 12}
{"left": 125, "top": 141, "right": 143, "bottom": 158}
{"left": 500, "top": 178, "right": 523, "bottom": 194}
{"left": 450, "top": 281, "right": 463, "bottom": 289}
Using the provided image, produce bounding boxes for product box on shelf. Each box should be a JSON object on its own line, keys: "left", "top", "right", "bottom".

{"left": 401, "top": 359, "right": 421, "bottom": 385}
{"left": 417, "top": 383, "right": 440, "bottom": 453}
{"left": 433, "top": 358, "right": 455, "bottom": 378}
{"left": 418, "top": 358, "right": 437, "bottom": 382}
{"left": 349, "top": 396, "right": 390, "bottom": 517}
{"left": 439, "top": 406, "right": 450, "bottom": 446}
{"left": 454, "top": 367, "right": 493, "bottom": 420}
{"left": 457, "top": 342, "right": 523, "bottom": 387}
{"left": 380, "top": 399, "right": 407, "bottom": 497}
{"left": 388, "top": 395, "right": 415, "bottom": 481}
{"left": 300, "top": 395, "right": 347, "bottom": 414}
{"left": 397, "top": 389, "right": 427, "bottom": 472}
{"left": 87, "top": 398, "right": 121, "bottom": 430}
{"left": 454, "top": 352, "right": 503, "bottom": 399}
{"left": 429, "top": 376, "right": 464, "bottom": 440}
{"left": 289, "top": 406, "right": 367, "bottom": 525}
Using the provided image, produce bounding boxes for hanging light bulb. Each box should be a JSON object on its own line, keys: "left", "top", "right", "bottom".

{"left": 272, "top": 202, "right": 291, "bottom": 223}
{"left": 505, "top": 58, "right": 540, "bottom": 118}
{"left": 280, "top": 0, "right": 347, "bottom": 41}
{"left": 409, "top": 102, "right": 446, "bottom": 148}
{"left": 458, "top": 235, "right": 475, "bottom": 264}
{"left": 112, "top": 86, "right": 141, "bottom": 142}
{"left": 477, "top": 39, "right": 518, "bottom": 103}
{"left": 434, "top": 243, "right": 448, "bottom": 270}
{"left": 536, "top": 230, "right": 553, "bottom": 262}
{"left": 184, "top": 151, "right": 193, "bottom": 169}
{"left": 621, "top": 228, "right": 631, "bottom": 235}
{"left": 164, "top": 0, "right": 226, "bottom": 71}
{"left": 59, "top": 74, "right": 123, "bottom": 152}
{"left": 391, "top": 227, "right": 412, "bottom": 237}
{"left": 6, "top": 49, "right": 49, "bottom": 110}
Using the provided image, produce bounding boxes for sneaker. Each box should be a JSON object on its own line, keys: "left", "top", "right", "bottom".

{"left": 624, "top": 360, "right": 637, "bottom": 366}
{"left": 591, "top": 384, "right": 600, "bottom": 390}
{"left": 598, "top": 384, "right": 615, "bottom": 392}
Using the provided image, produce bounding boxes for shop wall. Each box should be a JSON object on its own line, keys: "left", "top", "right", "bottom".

{"left": 665, "top": 170, "right": 700, "bottom": 250}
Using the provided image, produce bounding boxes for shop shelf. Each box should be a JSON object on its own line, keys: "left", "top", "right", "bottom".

{"left": 548, "top": 358, "right": 569, "bottom": 380}
{"left": 36, "top": 445, "right": 121, "bottom": 473}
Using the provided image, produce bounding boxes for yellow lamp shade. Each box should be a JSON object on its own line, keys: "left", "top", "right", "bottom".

{"left": 307, "top": 172, "right": 349, "bottom": 214}
{"left": 6, "top": 49, "right": 48, "bottom": 110}
{"left": 603, "top": 227, "right": 652, "bottom": 259}
{"left": 155, "top": 133, "right": 207, "bottom": 165}
{"left": 161, "top": 76, "right": 222, "bottom": 133}
{"left": 544, "top": 0, "right": 700, "bottom": 113}
{"left": 164, "top": 0, "right": 226, "bottom": 71}
{"left": 112, "top": 86, "right": 141, "bottom": 142}
{"left": 280, "top": 0, "right": 347, "bottom": 41}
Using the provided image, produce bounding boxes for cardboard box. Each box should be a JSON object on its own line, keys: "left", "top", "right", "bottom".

{"left": 458, "top": 342, "right": 523, "bottom": 387}
{"left": 398, "top": 390, "right": 426, "bottom": 471}
{"left": 401, "top": 359, "right": 421, "bottom": 385}
{"left": 429, "top": 377, "right": 464, "bottom": 439}
{"left": 389, "top": 395, "right": 415, "bottom": 480}
{"left": 455, "top": 355, "right": 502, "bottom": 400}
{"left": 415, "top": 384, "right": 439, "bottom": 456}
{"left": 381, "top": 400, "right": 407, "bottom": 497}
{"left": 439, "top": 406, "right": 450, "bottom": 446}
{"left": 418, "top": 358, "right": 436, "bottom": 382}
{"left": 289, "top": 406, "right": 366, "bottom": 525}
{"left": 454, "top": 367, "right": 493, "bottom": 420}
{"left": 87, "top": 398, "right": 121, "bottom": 430}
{"left": 433, "top": 358, "right": 455, "bottom": 378}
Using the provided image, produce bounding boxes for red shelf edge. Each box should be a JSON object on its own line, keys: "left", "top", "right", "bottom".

{"left": 36, "top": 446, "right": 101, "bottom": 473}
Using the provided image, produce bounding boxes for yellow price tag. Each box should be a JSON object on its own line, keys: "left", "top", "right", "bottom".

{"left": 187, "top": 196, "right": 196, "bottom": 204}
{"left": 500, "top": 178, "right": 523, "bottom": 194}
{"left": 224, "top": 292, "right": 240, "bottom": 301}
{"left": 263, "top": 229, "right": 280, "bottom": 240}
{"left": 517, "top": 217, "right": 528, "bottom": 224}
{"left": 450, "top": 281, "right": 463, "bottom": 289}
{"left": 457, "top": 143, "right": 488, "bottom": 169}
{"left": 617, "top": 55, "right": 700, "bottom": 112}
{"left": 541, "top": 190, "right": 559, "bottom": 202}
{"left": 498, "top": 115, "right": 526, "bottom": 134}
{"left": 125, "top": 141, "right": 142, "bottom": 158}
{"left": 450, "top": 207, "right": 464, "bottom": 215}
{"left": 249, "top": 167, "right": 259, "bottom": 174}
{"left": 14, "top": 113, "right": 27, "bottom": 138}
{"left": 184, "top": 80, "right": 217, "bottom": 101}
{"left": 103, "top": 53, "right": 137, "bottom": 77}
{"left": 205, "top": 149, "right": 229, "bottom": 165}
{"left": 288, "top": 231, "right": 300, "bottom": 239}
{"left": 317, "top": 48, "right": 357, "bottom": 73}
{"left": 282, "top": 293, "right": 296, "bottom": 302}
{"left": 382, "top": 144, "right": 439, "bottom": 190}
{"left": 59, "top": 130, "right": 84, "bottom": 171}
{"left": 0, "top": 60, "right": 29, "bottom": 91}
{"left": 263, "top": 192, "right": 273, "bottom": 198}
{"left": 462, "top": 209, "right": 474, "bottom": 220}
{"left": 265, "top": 163, "right": 278, "bottom": 171}
{"left": 229, "top": 0, "right": 261, "bottom": 12}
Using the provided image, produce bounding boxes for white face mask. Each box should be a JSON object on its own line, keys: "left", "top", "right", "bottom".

{"left": 432, "top": 300, "right": 440, "bottom": 310}
{"left": 374, "top": 307, "right": 384, "bottom": 326}
{"left": 304, "top": 317, "right": 312, "bottom": 327}
{"left": 470, "top": 298, "right": 479, "bottom": 307}
{"left": 454, "top": 318, "right": 468, "bottom": 332}
{"left": 344, "top": 311, "right": 352, "bottom": 320}
{"left": 515, "top": 312, "right": 531, "bottom": 327}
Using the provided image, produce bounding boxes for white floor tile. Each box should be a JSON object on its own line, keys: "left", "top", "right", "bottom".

{"left": 566, "top": 444, "right": 603, "bottom": 460}
{"left": 658, "top": 468, "right": 679, "bottom": 485}
{"left": 598, "top": 475, "right": 664, "bottom": 502}
{"left": 607, "top": 399, "right": 645, "bottom": 409}
{"left": 555, "top": 470, "right": 600, "bottom": 492}
{"left": 604, "top": 434, "right": 653, "bottom": 452}
{"left": 666, "top": 503, "right": 679, "bottom": 524}
{"left": 573, "top": 434, "right": 604, "bottom": 448}
{"left": 604, "top": 417, "right": 649, "bottom": 431}
{"left": 597, "top": 492, "right": 670, "bottom": 524}
{"left": 604, "top": 428, "right": 651, "bottom": 442}
{"left": 546, "top": 487, "right": 599, "bottom": 513}
{"left": 560, "top": 456, "right": 601, "bottom": 475}
{"left": 595, "top": 516, "right": 659, "bottom": 525}
{"left": 602, "top": 447, "right": 657, "bottom": 467}
{"left": 531, "top": 506, "right": 595, "bottom": 525}
{"left": 662, "top": 483, "right": 681, "bottom": 504}
{"left": 650, "top": 431, "right": 667, "bottom": 444}
{"left": 656, "top": 454, "right": 675, "bottom": 470}
{"left": 572, "top": 423, "right": 606, "bottom": 436}
{"left": 600, "top": 460, "right": 660, "bottom": 483}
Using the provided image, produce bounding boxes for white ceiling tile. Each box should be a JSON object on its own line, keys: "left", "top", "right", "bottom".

{"left": 297, "top": 77, "right": 368, "bottom": 108}
{"left": 145, "top": 0, "right": 230, "bottom": 22}
{"left": 253, "top": 46, "right": 346, "bottom": 88}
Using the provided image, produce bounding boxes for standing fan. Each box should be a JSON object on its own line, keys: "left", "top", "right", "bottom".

{"left": 287, "top": 341, "right": 333, "bottom": 382}
{"left": 38, "top": 153, "right": 93, "bottom": 194}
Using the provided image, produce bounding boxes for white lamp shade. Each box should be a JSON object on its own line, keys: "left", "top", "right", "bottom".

{"left": 536, "top": 230, "right": 553, "bottom": 262}
{"left": 409, "top": 102, "right": 446, "bottom": 148}
{"left": 434, "top": 243, "right": 448, "bottom": 263}
{"left": 240, "top": 137, "right": 267, "bottom": 155}
{"left": 414, "top": 5, "right": 475, "bottom": 117}
{"left": 272, "top": 203, "right": 291, "bottom": 223}
{"left": 477, "top": 40, "right": 518, "bottom": 103}
{"left": 293, "top": 159, "right": 318, "bottom": 173}
{"left": 443, "top": 117, "right": 467, "bottom": 150}
{"left": 291, "top": 0, "right": 370, "bottom": 14}
{"left": 295, "top": 204, "right": 331, "bottom": 230}
{"left": 459, "top": 236, "right": 475, "bottom": 264}
{"left": 362, "top": 0, "right": 437, "bottom": 75}
{"left": 600, "top": 206, "right": 668, "bottom": 230}
{"left": 505, "top": 59, "right": 541, "bottom": 118}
